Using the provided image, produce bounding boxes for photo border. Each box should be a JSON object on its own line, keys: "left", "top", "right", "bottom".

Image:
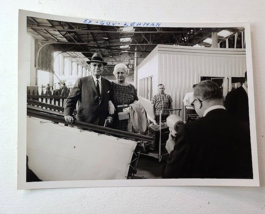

{"left": 18, "top": 9, "right": 260, "bottom": 189}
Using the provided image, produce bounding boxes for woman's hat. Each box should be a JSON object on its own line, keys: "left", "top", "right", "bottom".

{"left": 88, "top": 53, "right": 107, "bottom": 65}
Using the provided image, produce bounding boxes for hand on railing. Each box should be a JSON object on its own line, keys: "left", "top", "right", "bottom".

{"left": 104, "top": 116, "right": 113, "bottom": 127}
{"left": 64, "top": 115, "right": 75, "bottom": 124}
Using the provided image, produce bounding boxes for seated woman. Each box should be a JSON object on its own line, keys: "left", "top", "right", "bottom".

{"left": 111, "top": 63, "right": 138, "bottom": 131}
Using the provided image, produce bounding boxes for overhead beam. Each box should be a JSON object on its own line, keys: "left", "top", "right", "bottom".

{"left": 28, "top": 26, "right": 203, "bottom": 34}
{"left": 45, "top": 41, "right": 167, "bottom": 46}
{"left": 28, "top": 17, "right": 38, "bottom": 25}
{"left": 86, "top": 25, "right": 104, "bottom": 56}
{"left": 30, "top": 28, "right": 49, "bottom": 41}
{"left": 43, "top": 29, "right": 59, "bottom": 42}
{"left": 46, "top": 19, "right": 68, "bottom": 42}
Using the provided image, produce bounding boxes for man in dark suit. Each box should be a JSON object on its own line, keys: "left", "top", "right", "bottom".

{"left": 225, "top": 71, "right": 249, "bottom": 123}
{"left": 163, "top": 80, "right": 253, "bottom": 179}
{"left": 64, "top": 53, "right": 112, "bottom": 126}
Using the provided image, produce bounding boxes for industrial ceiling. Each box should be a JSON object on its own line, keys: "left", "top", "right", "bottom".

{"left": 27, "top": 16, "right": 245, "bottom": 75}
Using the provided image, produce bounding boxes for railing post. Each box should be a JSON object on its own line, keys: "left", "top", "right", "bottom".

{"left": 36, "top": 90, "right": 39, "bottom": 103}
{"left": 41, "top": 89, "right": 44, "bottom": 103}
{"left": 45, "top": 90, "right": 48, "bottom": 104}
{"left": 49, "top": 93, "right": 52, "bottom": 105}
{"left": 32, "top": 90, "right": 35, "bottom": 106}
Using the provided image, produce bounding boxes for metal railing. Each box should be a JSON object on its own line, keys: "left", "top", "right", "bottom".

{"left": 27, "top": 87, "right": 70, "bottom": 107}
{"left": 27, "top": 106, "right": 153, "bottom": 142}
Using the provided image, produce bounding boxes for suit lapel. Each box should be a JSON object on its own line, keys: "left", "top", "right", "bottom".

{"left": 88, "top": 76, "right": 99, "bottom": 96}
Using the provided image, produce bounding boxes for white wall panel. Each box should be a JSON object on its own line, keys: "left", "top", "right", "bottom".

{"left": 138, "top": 54, "right": 159, "bottom": 91}
{"left": 138, "top": 45, "right": 246, "bottom": 119}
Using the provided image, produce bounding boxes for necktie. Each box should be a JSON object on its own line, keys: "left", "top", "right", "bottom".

{"left": 96, "top": 79, "right": 100, "bottom": 95}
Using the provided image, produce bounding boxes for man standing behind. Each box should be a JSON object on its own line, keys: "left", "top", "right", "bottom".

{"left": 60, "top": 83, "right": 68, "bottom": 96}
{"left": 225, "top": 71, "right": 249, "bottom": 123}
{"left": 163, "top": 80, "right": 253, "bottom": 179}
{"left": 64, "top": 53, "right": 112, "bottom": 126}
{"left": 183, "top": 84, "right": 197, "bottom": 107}
{"left": 151, "top": 84, "right": 173, "bottom": 124}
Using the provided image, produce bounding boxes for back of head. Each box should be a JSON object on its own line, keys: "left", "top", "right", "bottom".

{"left": 193, "top": 80, "right": 223, "bottom": 117}
{"left": 194, "top": 80, "right": 223, "bottom": 101}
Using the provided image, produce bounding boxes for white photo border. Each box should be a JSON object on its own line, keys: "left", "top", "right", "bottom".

{"left": 18, "top": 9, "right": 260, "bottom": 189}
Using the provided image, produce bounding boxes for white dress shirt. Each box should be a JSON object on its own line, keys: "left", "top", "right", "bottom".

{"left": 92, "top": 75, "right": 102, "bottom": 94}
{"left": 183, "top": 92, "right": 194, "bottom": 106}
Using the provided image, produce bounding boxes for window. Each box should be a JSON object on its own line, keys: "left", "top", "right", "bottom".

{"left": 139, "top": 76, "right": 153, "bottom": 100}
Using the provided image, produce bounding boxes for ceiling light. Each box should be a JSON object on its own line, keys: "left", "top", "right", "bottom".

{"left": 217, "top": 30, "right": 233, "bottom": 38}
{"left": 203, "top": 38, "right": 212, "bottom": 44}
{"left": 120, "top": 37, "right": 132, "bottom": 43}
{"left": 120, "top": 45, "right": 130, "bottom": 49}
{"left": 121, "top": 27, "right": 135, "bottom": 32}
{"left": 193, "top": 44, "right": 204, "bottom": 47}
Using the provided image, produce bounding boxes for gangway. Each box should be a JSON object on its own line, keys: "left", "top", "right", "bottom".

{"left": 27, "top": 103, "right": 153, "bottom": 181}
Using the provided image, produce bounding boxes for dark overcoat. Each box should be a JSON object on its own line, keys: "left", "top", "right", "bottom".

{"left": 64, "top": 76, "right": 111, "bottom": 126}
{"left": 225, "top": 86, "right": 249, "bottom": 123}
{"left": 163, "top": 109, "right": 253, "bottom": 179}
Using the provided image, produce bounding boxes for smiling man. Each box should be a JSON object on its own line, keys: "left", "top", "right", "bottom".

{"left": 163, "top": 80, "right": 253, "bottom": 179}
{"left": 64, "top": 53, "right": 113, "bottom": 126}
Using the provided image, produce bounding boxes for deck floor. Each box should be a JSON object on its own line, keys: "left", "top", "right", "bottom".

{"left": 134, "top": 154, "right": 167, "bottom": 179}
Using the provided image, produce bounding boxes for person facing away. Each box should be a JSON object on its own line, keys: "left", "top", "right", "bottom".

{"left": 60, "top": 83, "right": 68, "bottom": 96}
{"left": 163, "top": 80, "right": 253, "bottom": 179}
{"left": 151, "top": 84, "right": 173, "bottom": 124}
{"left": 225, "top": 71, "right": 249, "bottom": 123}
{"left": 46, "top": 83, "right": 52, "bottom": 95}
{"left": 110, "top": 63, "right": 138, "bottom": 131}
{"left": 64, "top": 53, "right": 113, "bottom": 126}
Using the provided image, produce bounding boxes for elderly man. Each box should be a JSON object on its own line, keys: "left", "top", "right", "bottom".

{"left": 64, "top": 53, "right": 112, "bottom": 126}
{"left": 151, "top": 84, "right": 173, "bottom": 124}
{"left": 163, "top": 80, "right": 253, "bottom": 179}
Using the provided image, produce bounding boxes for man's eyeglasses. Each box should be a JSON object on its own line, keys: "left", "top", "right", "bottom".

{"left": 191, "top": 98, "right": 203, "bottom": 108}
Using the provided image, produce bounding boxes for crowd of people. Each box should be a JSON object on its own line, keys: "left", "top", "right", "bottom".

{"left": 63, "top": 52, "right": 253, "bottom": 179}
{"left": 45, "top": 82, "right": 69, "bottom": 96}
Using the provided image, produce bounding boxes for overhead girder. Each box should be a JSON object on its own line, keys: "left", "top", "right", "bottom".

{"left": 27, "top": 17, "right": 245, "bottom": 75}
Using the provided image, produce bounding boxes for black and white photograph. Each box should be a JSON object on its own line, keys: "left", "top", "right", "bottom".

{"left": 18, "top": 10, "right": 259, "bottom": 189}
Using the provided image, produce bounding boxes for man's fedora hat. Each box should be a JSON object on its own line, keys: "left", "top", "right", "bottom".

{"left": 88, "top": 53, "right": 107, "bottom": 65}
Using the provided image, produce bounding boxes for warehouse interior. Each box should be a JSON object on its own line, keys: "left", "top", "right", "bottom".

{"left": 26, "top": 16, "right": 247, "bottom": 181}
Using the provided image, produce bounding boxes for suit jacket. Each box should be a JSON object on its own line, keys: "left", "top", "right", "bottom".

{"left": 162, "top": 109, "right": 253, "bottom": 179}
{"left": 64, "top": 76, "right": 111, "bottom": 126}
{"left": 225, "top": 86, "right": 249, "bottom": 123}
